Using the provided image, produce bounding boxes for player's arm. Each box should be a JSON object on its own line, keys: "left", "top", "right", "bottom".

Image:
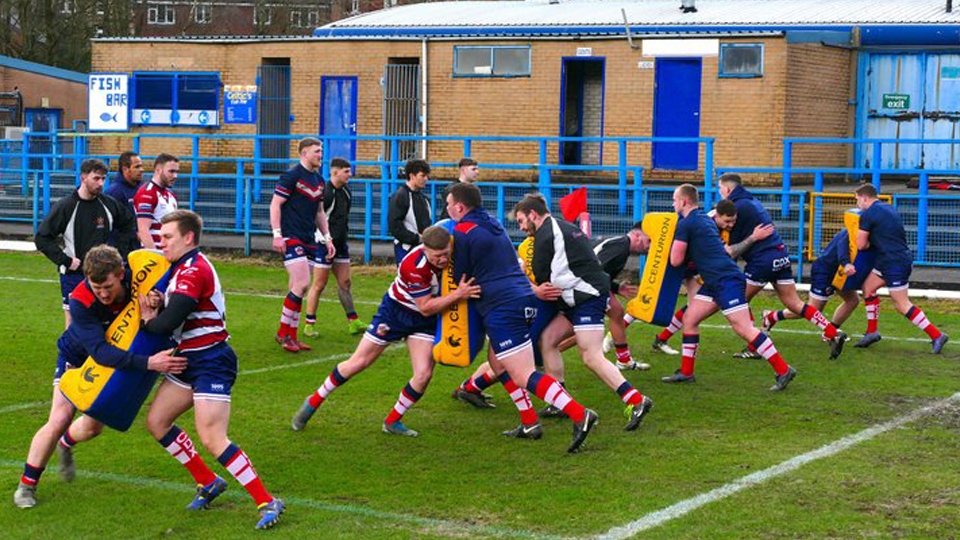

{"left": 140, "top": 293, "right": 197, "bottom": 335}
{"left": 670, "top": 240, "right": 688, "bottom": 268}
{"left": 726, "top": 223, "right": 774, "bottom": 259}
{"left": 414, "top": 276, "right": 481, "bottom": 316}
{"left": 315, "top": 202, "right": 336, "bottom": 259}
{"left": 856, "top": 229, "right": 870, "bottom": 251}
{"left": 71, "top": 298, "right": 184, "bottom": 373}
{"left": 35, "top": 200, "right": 76, "bottom": 270}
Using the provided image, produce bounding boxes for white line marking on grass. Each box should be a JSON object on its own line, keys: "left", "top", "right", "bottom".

{"left": 0, "top": 459, "right": 557, "bottom": 539}
{"left": 242, "top": 352, "right": 352, "bottom": 375}
{"left": 0, "top": 276, "right": 58, "bottom": 284}
{"left": 0, "top": 401, "right": 46, "bottom": 415}
{"left": 597, "top": 391, "right": 960, "bottom": 539}
{"left": 699, "top": 323, "right": 932, "bottom": 343}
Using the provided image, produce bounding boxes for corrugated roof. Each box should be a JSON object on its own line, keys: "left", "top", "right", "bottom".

{"left": 0, "top": 55, "right": 88, "bottom": 84}
{"left": 319, "top": 0, "right": 960, "bottom": 30}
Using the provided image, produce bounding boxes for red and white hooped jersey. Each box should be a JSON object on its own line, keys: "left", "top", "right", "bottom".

{"left": 387, "top": 245, "right": 441, "bottom": 314}
{"left": 164, "top": 249, "right": 229, "bottom": 353}
{"left": 134, "top": 181, "right": 178, "bottom": 246}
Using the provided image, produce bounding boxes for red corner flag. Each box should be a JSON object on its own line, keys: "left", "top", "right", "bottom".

{"left": 559, "top": 187, "right": 588, "bottom": 222}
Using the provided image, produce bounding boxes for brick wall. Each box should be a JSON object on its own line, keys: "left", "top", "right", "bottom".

{"left": 92, "top": 35, "right": 846, "bottom": 185}
{"left": 0, "top": 68, "right": 87, "bottom": 128}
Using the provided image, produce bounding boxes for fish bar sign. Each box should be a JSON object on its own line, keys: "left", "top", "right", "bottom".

{"left": 88, "top": 73, "right": 129, "bottom": 132}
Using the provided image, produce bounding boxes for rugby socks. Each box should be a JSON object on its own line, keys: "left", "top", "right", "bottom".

{"left": 305, "top": 313, "right": 317, "bottom": 326}
{"left": 384, "top": 383, "right": 422, "bottom": 425}
{"left": 158, "top": 426, "right": 217, "bottom": 487}
{"left": 58, "top": 430, "right": 78, "bottom": 450}
{"left": 623, "top": 313, "right": 637, "bottom": 326}
{"left": 20, "top": 463, "right": 44, "bottom": 487}
{"left": 278, "top": 292, "right": 303, "bottom": 340}
{"left": 658, "top": 306, "right": 687, "bottom": 341}
{"left": 614, "top": 343, "right": 633, "bottom": 365}
{"left": 526, "top": 371, "right": 586, "bottom": 423}
{"left": 462, "top": 372, "right": 495, "bottom": 394}
{"left": 749, "top": 332, "right": 789, "bottom": 375}
{"left": 906, "top": 306, "right": 942, "bottom": 340}
{"left": 307, "top": 366, "right": 348, "bottom": 408}
{"left": 616, "top": 381, "right": 644, "bottom": 407}
{"left": 680, "top": 333, "right": 699, "bottom": 376}
{"left": 765, "top": 310, "right": 788, "bottom": 328}
{"left": 217, "top": 443, "right": 272, "bottom": 507}
{"left": 864, "top": 296, "right": 880, "bottom": 334}
{"left": 346, "top": 311, "right": 358, "bottom": 322}
{"left": 801, "top": 303, "right": 838, "bottom": 339}
{"left": 498, "top": 372, "right": 538, "bottom": 425}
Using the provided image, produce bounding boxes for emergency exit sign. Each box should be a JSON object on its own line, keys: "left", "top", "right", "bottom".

{"left": 883, "top": 93, "right": 910, "bottom": 110}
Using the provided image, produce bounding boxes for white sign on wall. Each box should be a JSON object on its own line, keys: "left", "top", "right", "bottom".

{"left": 88, "top": 73, "right": 129, "bottom": 132}
{"left": 576, "top": 47, "right": 593, "bottom": 57}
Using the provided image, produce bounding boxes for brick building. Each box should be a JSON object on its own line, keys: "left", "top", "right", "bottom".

{"left": 90, "top": 0, "right": 960, "bottom": 182}
{"left": 0, "top": 55, "right": 88, "bottom": 134}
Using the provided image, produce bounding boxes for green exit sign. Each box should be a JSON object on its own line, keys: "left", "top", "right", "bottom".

{"left": 883, "top": 93, "right": 910, "bottom": 110}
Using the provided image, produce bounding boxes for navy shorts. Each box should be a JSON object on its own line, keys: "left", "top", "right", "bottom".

{"left": 283, "top": 240, "right": 324, "bottom": 267}
{"left": 744, "top": 248, "right": 794, "bottom": 286}
{"left": 317, "top": 238, "right": 351, "bottom": 267}
{"left": 480, "top": 295, "right": 539, "bottom": 360}
{"left": 528, "top": 298, "right": 558, "bottom": 368}
{"left": 696, "top": 274, "right": 749, "bottom": 315}
{"left": 873, "top": 262, "right": 912, "bottom": 291}
{"left": 364, "top": 295, "right": 436, "bottom": 345}
{"left": 165, "top": 342, "right": 238, "bottom": 402}
{"left": 561, "top": 295, "right": 609, "bottom": 332}
{"left": 60, "top": 272, "right": 84, "bottom": 310}
{"left": 53, "top": 352, "right": 83, "bottom": 386}
{"left": 808, "top": 262, "right": 837, "bottom": 301}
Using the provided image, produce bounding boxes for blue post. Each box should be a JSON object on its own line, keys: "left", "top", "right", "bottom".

{"left": 364, "top": 180, "right": 373, "bottom": 264}
{"left": 132, "top": 134, "right": 140, "bottom": 154}
{"left": 190, "top": 136, "right": 199, "bottom": 211}
{"left": 42, "top": 157, "right": 51, "bottom": 216}
{"left": 253, "top": 135, "right": 262, "bottom": 203}
{"left": 917, "top": 172, "right": 928, "bottom": 263}
{"left": 796, "top": 191, "right": 805, "bottom": 282}
{"left": 782, "top": 140, "right": 792, "bottom": 219}
{"left": 244, "top": 175, "right": 253, "bottom": 256}
{"left": 380, "top": 178, "right": 390, "bottom": 237}
{"left": 235, "top": 161, "right": 244, "bottom": 231}
{"left": 496, "top": 184, "right": 505, "bottom": 223}
{"left": 538, "top": 139, "right": 550, "bottom": 206}
{"left": 390, "top": 139, "right": 400, "bottom": 182}
{"left": 20, "top": 131, "right": 28, "bottom": 194}
{"left": 617, "top": 140, "right": 627, "bottom": 214}
{"left": 812, "top": 171, "right": 824, "bottom": 257}
{"left": 463, "top": 139, "right": 471, "bottom": 158}
{"left": 871, "top": 142, "right": 882, "bottom": 189}
{"left": 704, "top": 139, "right": 715, "bottom": 210}
{"left": 632, "top": 167, "right": 643, "bottom": 223}
{"left": 73, "top": 132, "right": 82, "bottom": 187}
{"left": 31, "top": 170, "right": 40, "bottom": 234}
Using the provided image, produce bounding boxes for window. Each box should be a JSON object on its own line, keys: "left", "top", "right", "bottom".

{"left": 147, "top": 3, "right": 175, "bottom": 25}
{"left": 195, "top": 3, "right": 212, "bottom": 24}
{"left": 254, "top": 6, "right": 273, "bottom": 25}
{"left": 290, "top": 9, "right": 302, "bottom": 28}
{"left": 60, "top": 1, "right": 76, "bottom": 14}
{"left": 719, "top": 43, "right": 763, "bottom": 78}
{"left": 131, "top": 72, "right": 221, "bottom": 127}
{"left": 453, "top": 46, "right": 531, "bottom": 77}
{"left": 307, "top": 11, "right": 319, "bottom": 27}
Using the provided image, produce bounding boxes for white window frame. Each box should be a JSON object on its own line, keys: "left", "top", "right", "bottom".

{"left": 254, "top": 6, "right": 273, "bottom": 25}
{"left": 290, "top": 9, "right": 303, "bottom": 28}
{"left": 147, "top": 3, "right": 176, "bottom": 25}
{"left": 195, "top": 3, "right": 212, "bottom": 24}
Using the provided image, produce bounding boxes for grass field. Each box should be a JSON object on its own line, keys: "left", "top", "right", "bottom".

{"left": 2, "top": 249, "right": 960, "bottom": 539}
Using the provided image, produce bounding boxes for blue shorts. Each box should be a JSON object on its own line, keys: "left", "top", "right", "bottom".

{"left": 873, "top": 262, "right": 912, "bottom": 291}
{"left": 283, "top": 240, "right": 323, "bottom": 267}
{"left": 696, "top": 274, "right": 749, "bottom": 315}
{"left": 479, "top": 295, "right": 539, "bottom": 360}
{"left": 53, "top": 352, "right": 83, "bottom": 386}
{"left": 744, "top": 248, "right": 794, "bottom": 287}
{"left": 60, "top": 272, "right": 84, "bottom": 310}
{"left": 165, "top": 342, "right": 238, "bottom": 402}
{"left": 317, "top": 238, "right": 351, "bottom": 267}
{"left": 561, "top": 295, "right": 609, "bottom": 332}
{"left": 808, "top": 262, "right": 837, "bottom": 301}
{"left": 528, "top": 298, "right": 557, "bottom": 368}
{"left": 365, "top": 295, "right": 436, "bottom": 345}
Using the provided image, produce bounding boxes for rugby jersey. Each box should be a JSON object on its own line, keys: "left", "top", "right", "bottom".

{"left": 164, "top": 248, "right": 229, "bottom": 353}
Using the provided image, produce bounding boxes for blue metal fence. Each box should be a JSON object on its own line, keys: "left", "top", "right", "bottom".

{"left": 2, "top": 131, "right": 959, "bottom": 276}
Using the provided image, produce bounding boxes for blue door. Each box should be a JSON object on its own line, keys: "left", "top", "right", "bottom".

{"left": 652, "top": 58, "right": 702, "bottom": 171}
{"left": 257, "top": 62, "right": 291, "bottom": 173}
{"left": 24, "top": 108, "right": 62, "bottom": 169}
{"left": 320, "top": 76, "right": 358, "bottom": 163}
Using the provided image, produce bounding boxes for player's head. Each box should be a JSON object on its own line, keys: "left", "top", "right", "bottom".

{"left": 83, "top": 244, "right": 125, "bottom": 305}
{"left": 718, "top": 173, "right": 742, "bottom": 199}
{"left": 119, "top": 151, "right": 143, "bottom": 184}
{"left": 458, "top": 158, "right": 479, "bottom": 184}
{"left": 421, "top": 225, "right": 452, "bottom": 268}
{"left": 673, "top": 184, "right": 699, "bottom": 213}
{"left": 446, "top": 182, "right": 482, "bottom": 221}
{"left": 405, "top": 159, "right": 430, "bottom": 190}
{"left": 512, "top": 193, "right": 549, "bottom": 236}
{"left": 854, "top": 183, "right": 878, "bottom": 210}
{"left": 330, "top": 158, "right": 352, "bottom": 187}
{"left": 628, "top": 221, "right": 651, "bottom": 254}
{"left": 159, "top": 209, "right": 203, "bottom": 263}
{"left": 153, "top": 153, "right": 180, "bottom": 188}
{"left": 298, "top": 137, "right": 323, "bottom": 169}
{"left": 713, "top": 198, "right": 738, "bottom": 231}
{"left": 79, "top": 159, "right": 108, "bottom": 198}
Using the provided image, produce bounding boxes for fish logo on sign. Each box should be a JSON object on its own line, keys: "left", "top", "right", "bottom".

{"left": 99, "top": 113, "right": 118, "bottom": 123}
